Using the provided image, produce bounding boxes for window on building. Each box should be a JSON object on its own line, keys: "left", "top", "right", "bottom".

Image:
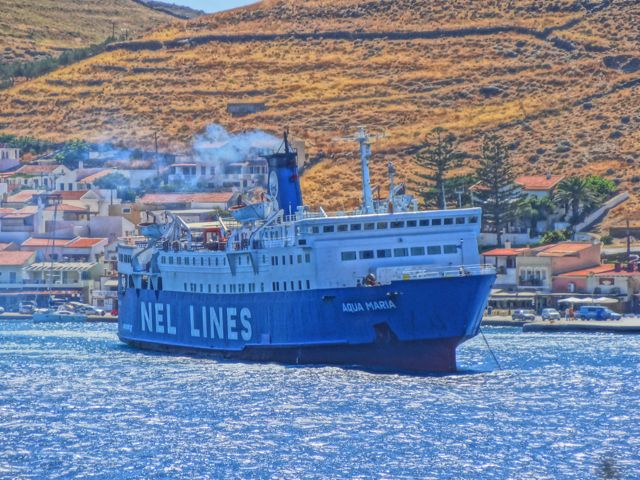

{"left": 305, "top": 254, "right": 311, "bottom": 263}
{"left": 311, "top": 226, "right": 320, "bottom": 234}
{"left": 297, "top": 255, "right": 302, "bottom": 264}
{"left": 377, "top": 249, "right": 392, "bottom": 258}
{"left": 364, "top": 223, "right": 375, "bottom": 231}
{"left": 455, "top": 217, "right": 465, "bottom": 225}
{"left": 391, "top": 221, "right": 404, "bottom": 229}
{"left": 298, "top": 280, "right": 303, "bottom": 290}
{"left": 341, "top": 251, "right": 357, "bottom": 261}
{"left": 407, "top": 220, "right": 417, "bottom": 227}
{"left": 432, "top": 218, "right": 442, "bottom": 226}
{"left": 306, "top": 280, "right": 311, "bottom": 289}
{"left": 350, "top": 224, "right": 362, "bottom": 231}
{"left": 359, "top": 250, "right": 374, "bottom": 259}
{"left": 394, "top": 248, "right": 409, "bottom": 257}
{"left": 444, "top": 218, "right": 454, "bottom": 225}
{"left": 337, "top": 224, "right": 348, "bottom": 232}
{"left": 411, "top": 247, "right": 425, "bottom": 256}
{"left": 427, "top": 246, "right": 442, "bottom": 255}
{"left": 419, "top": 219, "right": 429, "bottom": 226}
{"left": 444, "top": 245, "right": 458, "bottom": 254}
{"left": 376, "top": 222, "right": 388, "bottom": 230}
{"left": 177, "top": 257, "right": 182, "bottom": 265}
{"left": 323, "top": 225, "right": 335, "bottom": 233}
{"left": 469, "top": 216, "right": 479, "bottom": 224}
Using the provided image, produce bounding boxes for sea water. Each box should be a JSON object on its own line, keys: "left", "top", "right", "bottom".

{"left": 0, "top": 321, "right": 638, "bottom": 479}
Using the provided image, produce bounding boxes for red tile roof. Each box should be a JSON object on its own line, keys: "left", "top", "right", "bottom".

{"left": 65, "top": 237, "right": 107, "bottom": 248}
{"left": 0, "top": 251, "right": 35, "bottom": 266}
{"left": 78, "top": 169, "right": 114, "bottom": 184}
{"left": 45, "top": 203, "right": 89, "bottom": 212}
{"left": 558, "top": 264, "right": 640, "bottom": 277}
{"left": 0, "top": 242, "right": 15, "bottom": 251}
{"left": 483, "top": 248, "right": 528, "bottom": 257}
{"left": 139, "top": 192, "right": 233, "bottom": 205}
{"left": 21, "top": 238, "right": 69, "bottom": 248}
{"left": 53, "top": 190, "right": 91, "bottom": 200}
{"left": 515, "top": 175, "right": 565, "bottom": 191}
{"left": 537, "top": 242, "right": 594, "bottom": 257}
{"left": 6, "top": 189, "right": 44, "bottom": 203}
{"left": 16, "top": 164, "right": 61, "bottom": 175}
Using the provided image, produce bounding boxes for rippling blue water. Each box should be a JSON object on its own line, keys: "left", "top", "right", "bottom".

{"left": 1, "top": 321, "right": 639, "bottom": 479}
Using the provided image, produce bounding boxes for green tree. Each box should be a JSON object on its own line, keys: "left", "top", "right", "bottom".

{"left": 554, "top": 176, "right": 598, "bottom": 224}
{"left": 422, "top": 174, "right": 477, "bottom": 208}
{"left": 474, "top": 134, "right": 521, "bottom": 247}
{"left": 584, "top": 175, "right": 616, "bottom": 199}
{"left": 415, "top": 128, "right": 464, "bottom": 209}
{"left": 54, "top": 140, "right": 90, "bottom": 169}
{"left": 516, "top": 196, "right": 554, "bottom": 237}
{"left": 540, "top": 228, "right": 572, "bottom": 245}
{"left": 94, "top": 172, "right": 129, "bottom": 190}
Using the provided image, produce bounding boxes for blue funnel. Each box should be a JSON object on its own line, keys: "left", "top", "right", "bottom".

{"left": 265, "top": 131, "right": 303, "bottom": 215}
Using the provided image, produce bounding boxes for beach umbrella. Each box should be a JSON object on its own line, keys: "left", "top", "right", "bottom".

{"left": 592, "top": 297, "right": 618, "bottom": 304}
{"left": 558, "top": 297, "right": 582, "bottom": 303}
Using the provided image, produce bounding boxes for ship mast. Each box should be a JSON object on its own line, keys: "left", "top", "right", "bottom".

{"left": 355, "top": 127, "right": 375, "bottom": 214}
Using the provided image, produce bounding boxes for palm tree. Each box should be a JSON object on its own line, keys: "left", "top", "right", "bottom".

{"left": 554, "top": 177, "right": 598, "bottom": 224}
{"left": 516, "top": 196, "right": 555, "bottom": 236}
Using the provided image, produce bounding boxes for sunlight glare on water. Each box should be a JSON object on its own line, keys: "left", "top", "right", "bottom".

{"left": 0, "top": 321, "right": 638, "bottom": 479}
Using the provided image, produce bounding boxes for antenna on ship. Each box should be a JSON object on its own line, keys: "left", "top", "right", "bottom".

{"left": 335, "top": 127, "right": 384, "bottom": 214}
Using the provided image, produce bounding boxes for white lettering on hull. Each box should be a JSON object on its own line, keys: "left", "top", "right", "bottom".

{"left": 139, "top": 301, "right": 252, "bottom": 341}
{"left": 342, "top": 300, "right": 397, "bottom": 313}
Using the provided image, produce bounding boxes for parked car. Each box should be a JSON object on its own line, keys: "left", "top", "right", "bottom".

{"left": 512, "top": 309, "right": 536, "bottom": 321}
{"left": 18, "top": 301, "right": 37, "bottom": 315}
{"left": 82, "top": 305, "right": 106, "bottom": 316}
{"left": 541, "top": 308, "right": 561, "bottom": 321}
{"left": 574, "top": 305, "right": 622, "bottom": 321}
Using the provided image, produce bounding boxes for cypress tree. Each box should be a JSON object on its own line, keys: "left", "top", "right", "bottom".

{"left": 415, "top": 127, "right": 463, "bottom": 209}
{"left": 474, "top": 134, "right": 521, "bottom": 247}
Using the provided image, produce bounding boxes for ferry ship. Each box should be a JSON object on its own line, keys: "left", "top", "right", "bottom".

{"left": 117, "top": 129, "right": 495, "bottom": 373}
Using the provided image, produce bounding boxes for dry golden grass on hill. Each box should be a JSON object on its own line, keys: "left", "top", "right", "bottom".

{"left": 0, "top": 0, "right": 172, "bottom": 63}
{"left": 0, "top": 0, "right": 638, "bottom": 225}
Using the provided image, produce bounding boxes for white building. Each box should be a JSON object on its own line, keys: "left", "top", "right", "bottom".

{"left": 0, "top": 145, "right": 20, "bottom": 172}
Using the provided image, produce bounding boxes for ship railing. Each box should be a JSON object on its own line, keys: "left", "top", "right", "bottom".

{"left": 391, "top": 264, "right": 495, "bottom": 281}
{"left": 118, "top": 236, "right": 150, "bottom": 248}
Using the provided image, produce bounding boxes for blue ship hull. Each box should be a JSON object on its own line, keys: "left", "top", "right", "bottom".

{"left": 118, "top": 273, "right": 495, "bottom": 373}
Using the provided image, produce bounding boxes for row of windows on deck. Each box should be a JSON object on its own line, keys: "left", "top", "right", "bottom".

{"left": 159, "top": 253, "right": 311, "bottom": 267}
{"left": 341, "top": 244, "right": 460, "bottom": 261}
{"left": 306, "top": 216, "right": 478, "bottom": 234}
{"left": 183, "top": 279, "right": 311, "bottom": 293}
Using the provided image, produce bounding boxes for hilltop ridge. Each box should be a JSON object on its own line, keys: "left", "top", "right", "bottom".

{"left": 0, "top": 0, "right": 174, "bottom": 64}
{"left": 0, "top": 0, "right": 638, "bottom": 220}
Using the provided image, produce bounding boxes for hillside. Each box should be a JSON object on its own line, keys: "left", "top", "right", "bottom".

{"left": 138, "top": 1, "right": 204, "bottom": 19}
{"left": 0, "top": 0, "right": 638, "bottom": 222}
{"left": 0, "top": 0, "right": 174, "bottom": 64}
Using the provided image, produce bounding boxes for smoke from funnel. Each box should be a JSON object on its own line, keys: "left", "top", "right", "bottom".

{"left": 193, "top": 124, "right": 281, "bottom": 175}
